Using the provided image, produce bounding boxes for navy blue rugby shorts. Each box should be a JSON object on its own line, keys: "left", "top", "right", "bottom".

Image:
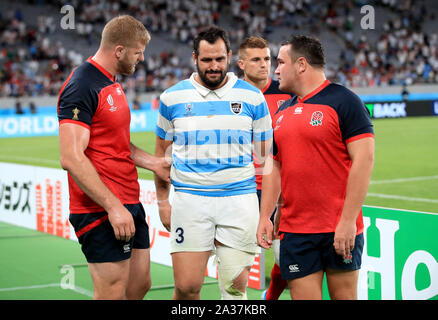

{"left": 279, "top": 232, "right": 364, "bottom": 280}
{"left": 69, "top": 203, "right": 150, "bottom": 263}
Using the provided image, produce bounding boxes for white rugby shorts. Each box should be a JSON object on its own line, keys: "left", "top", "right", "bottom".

{"left": 170, "top": 191, "right": 260, "bottom": 254}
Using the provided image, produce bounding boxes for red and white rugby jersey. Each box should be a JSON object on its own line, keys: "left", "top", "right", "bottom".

{"left": 272, "top": 80, "right": 374, "bottom": 234}
{"left": 58, "top": 57, "right": 139, "bottom": 213}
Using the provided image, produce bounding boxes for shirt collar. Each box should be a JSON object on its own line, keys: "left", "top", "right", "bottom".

{"left": 261, "top": 77, "right": 272, "bottom": 94}
{"left": 190, "top": 72, "right": 238, "bottom": 98}
{"left": 297, "top": 79, "right": 330, "bottom": 103}
{"left": 87, "top": 56, "right": 116, "bottom": 82}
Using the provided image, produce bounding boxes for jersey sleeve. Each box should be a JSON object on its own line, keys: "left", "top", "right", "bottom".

{"left": 57, "top": 79, "right": 98, "bottom": 129}
{"left": 337, "top": 89, "right": 374, "bottom": 143}
{"left": 252, "top": 95, "right": 273, "bottom": 142}
{"left": 155, "top": 94, "right": 174, "bottom": 141}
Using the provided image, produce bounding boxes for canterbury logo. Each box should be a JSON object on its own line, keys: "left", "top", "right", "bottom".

{"left": 289, "top": 264, "right": 300, "bottom": 272}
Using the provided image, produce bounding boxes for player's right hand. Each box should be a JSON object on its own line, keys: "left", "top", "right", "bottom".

{"left": 157, "top": 199, "right": 171, "bottom": 232}
{"left": 108, "top": 206, "right": 135, "bottom": 242}
{"left": 257, "top": 218, "right": 273, "bottom": 249}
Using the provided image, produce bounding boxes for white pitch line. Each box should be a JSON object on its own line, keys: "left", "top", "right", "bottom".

{"left": 69, "top": 285, "right": 94, "bottom": 298}
{"left": 0, "top": 283, "right": 60, "bottom": 292}
{"left": 370, "top": 175, "right": 438, "bottom": 185}
{"left": 367, "top": 193, "right": 438, "bottom": 204}
{"left": 0, "top": 283, "right": 93, "bottom": 298}
{"left": 0, "top": 155, "right": 60, "bottom": 166}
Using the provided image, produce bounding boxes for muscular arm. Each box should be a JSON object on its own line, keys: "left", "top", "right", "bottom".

{"left": 153, "top": 136, "right": 173, "bottom": 231}
{"left": 334, "top": 137, "right": 375, "bottom": 257}
{"left": 130, "top": 142, "right": 170, "bottom": 183}
{"left": 59, "top": 123, "right": 134, "bottom": 241}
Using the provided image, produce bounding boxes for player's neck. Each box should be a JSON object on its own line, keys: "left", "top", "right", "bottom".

{"left": 297, "top": 72, "right": 326, "bottom": 100}
{"left": 245, "top": 76, "right": 269, "bottom": 91}
{"left": 92, "top": 49, "right": 117, "bottom": 77}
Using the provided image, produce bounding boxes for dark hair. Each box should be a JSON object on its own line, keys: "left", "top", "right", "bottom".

{"left": 193, "top": 26, "right": 231, "bottom": 56}
{"left": 282, "top": 35, "right": 325, "bottom": 69}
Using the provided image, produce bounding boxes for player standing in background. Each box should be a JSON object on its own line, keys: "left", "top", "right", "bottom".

{"left": 257, "top": 35, "right": 374, "bottom": 300}
{"left": 237, "top": 36, "right": 292, "bottom": 300}
{"left": 58, "top": 15, "right": 170, "bottom": 300}
{"left": 154, "top": 26, "right": 272, "bottom": 300}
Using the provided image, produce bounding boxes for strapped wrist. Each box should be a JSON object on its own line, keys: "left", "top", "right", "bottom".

{"left": 157, "top": 199, "right": 169, "bottom": 205}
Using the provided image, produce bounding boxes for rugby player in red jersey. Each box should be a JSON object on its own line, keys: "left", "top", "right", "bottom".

{"left": 58, "top": 15, "right": 170, "bottom": 300}
{"left": 257, "top": 35, "right": 374, "bottom": 300}
{"left": 238, "top": 36, "right": 292, "bottom": 300}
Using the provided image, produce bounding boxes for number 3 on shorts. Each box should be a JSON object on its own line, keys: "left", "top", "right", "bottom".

{"left": 175, "top": 227, "right": 184, "bottom": 244}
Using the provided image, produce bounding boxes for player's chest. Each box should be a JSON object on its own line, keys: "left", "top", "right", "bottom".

{"left": 94, "top": 83, "right": 130, "bottom": 126}
{"left": 273, "top": 103, "right": 342, "bottom": 143}
{"left": 172, "top": 100, "right": 253, "bottom": 131}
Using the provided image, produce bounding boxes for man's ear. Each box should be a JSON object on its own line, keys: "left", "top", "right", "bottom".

{"left": 297, "top": 57, "right": 307, "bottom": 74}
{"left": 115, "top": 45, "right": 125, "bottom": 59}
{"left": 192, "top": 51, "right": 197, "bottom": 66}
{"left": 227, "top": 49, "right": 233, "bottom": 65}
{"left": 237, "top": 59, "right": 245, "bottom": 71}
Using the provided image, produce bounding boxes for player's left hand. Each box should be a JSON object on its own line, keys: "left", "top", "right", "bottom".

{"left": 153, "top": 156, "right": 171, "bottom": 183}
{"left": 333, "top": 219, "right": 356, "bottom": 259}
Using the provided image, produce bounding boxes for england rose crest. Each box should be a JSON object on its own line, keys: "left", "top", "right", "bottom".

{"left": 310, "top": 111, "right": 323, "bottom": 126}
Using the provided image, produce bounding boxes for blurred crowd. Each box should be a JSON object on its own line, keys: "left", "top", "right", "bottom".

{"left": 331, "top": 0, "right": 438, "bottom": 87}
{"left": 0, "top": 0, "right": 437, "bottom": 99}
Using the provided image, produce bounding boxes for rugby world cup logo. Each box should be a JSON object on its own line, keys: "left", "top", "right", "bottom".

{"left": 184, "top": 103, "right": 194, "bottom": 116}
{"left": 107, "top": 94, "right": 117, "bottom": 112}
{"left": 310, "top": 111, "right": 323, "bottom": 126}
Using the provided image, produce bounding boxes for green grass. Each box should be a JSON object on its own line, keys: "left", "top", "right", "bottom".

{"left": 0, "top": 221, "right": 280, "bottom": 300}
{"left": 1, "top": 116, "right": 438, "bottom": 300}
{"left": 366, "top": 117, "right": 438, "bottom": 213}
{"left": 1, "top": 116, "right": 437, "bottom": 212}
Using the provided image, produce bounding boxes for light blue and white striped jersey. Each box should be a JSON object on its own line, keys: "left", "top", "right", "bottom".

{"left": 155, "top": 72, "right": 272, "bottom": 197}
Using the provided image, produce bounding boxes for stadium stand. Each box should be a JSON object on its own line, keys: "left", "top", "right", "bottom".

{"left": 0, "top": 0, "right": 437, "bottom": 99}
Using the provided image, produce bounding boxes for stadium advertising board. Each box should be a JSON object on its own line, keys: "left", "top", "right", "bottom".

{"left": 0, "top": 162, "right": 265, "bottom": 290}
{"left": 433, "top": 101, "right": 438, "bottom": 115}
{"left": 358, "top": 206, "right": 438, "bottom": 300}
{"left": 366, "top": 100, "right": 438, "bottom": 118}
{"left": 0, "top": 162, "right": 436, "bottom": 299}
{"left": 0, "top": 110, "right": 158, "bottom": 138}
{"left": 1, "top": 100, "right": 436, "bottom": 138}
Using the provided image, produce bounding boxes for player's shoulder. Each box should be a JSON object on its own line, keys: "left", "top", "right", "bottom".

{"left": 233, "top": 78, "right": 261, "bottom": 94}
{"left": 160, "top": 79, "right": 193, "bottom": 103}
{"left": 164, "top": 78, "right": 193, "bottom": 94}
{"left": 233, "top": 79, "right": 268, "bottom": 108}
{"left": 323, "top": 82, "right": 363, "bottom": 106}
{"left": 275, "top": 95, "right": 298, "bottom": 115}
{"left": 63, "top": 61, "right": 111, "bottom": 96}
{"left": 71, "top": 61, "right": 104, "bottom": 82}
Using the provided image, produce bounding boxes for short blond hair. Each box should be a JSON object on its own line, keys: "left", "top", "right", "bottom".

{"left": 101, "top": 15, "right": 150, "bottom": 48}
{"left": 238, "top": 36, "right": 269, "bottom": 59}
